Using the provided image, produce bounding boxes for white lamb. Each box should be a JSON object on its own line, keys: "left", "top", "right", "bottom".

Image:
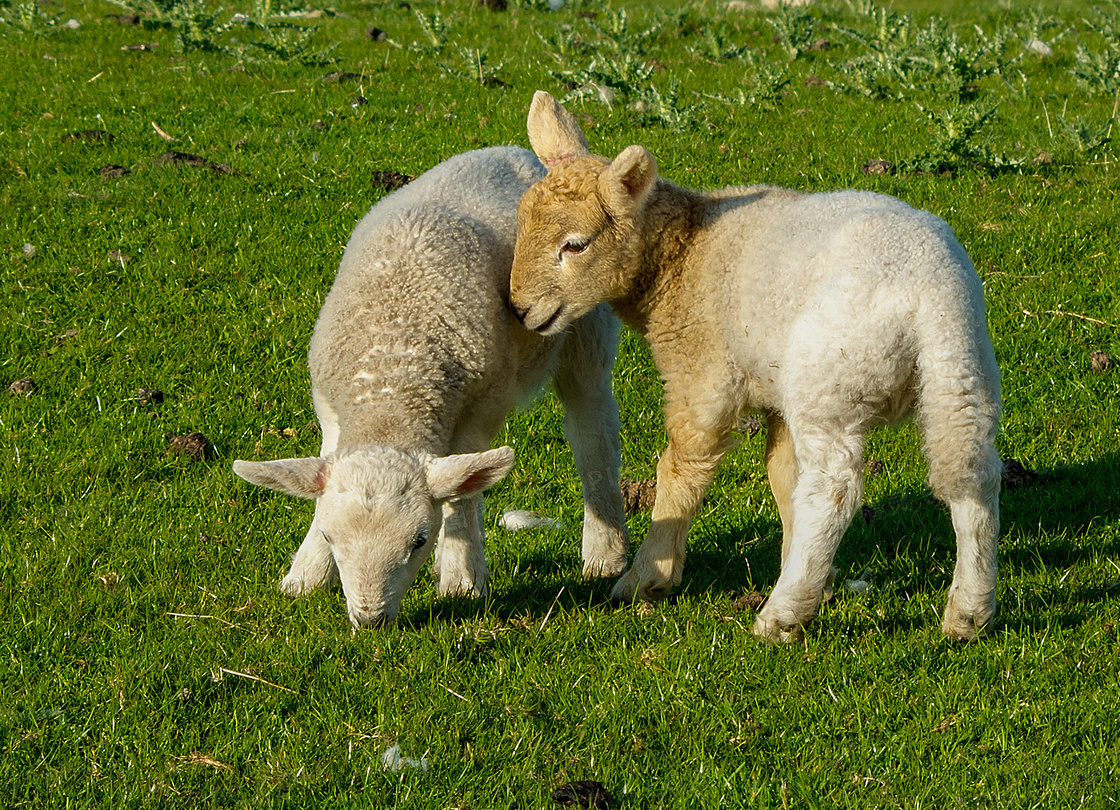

{"left": 233, "top": 146, "right": 628, "bottom": 627}
{"left": 509, "top": 92, "right": 1002, "bottom": 641}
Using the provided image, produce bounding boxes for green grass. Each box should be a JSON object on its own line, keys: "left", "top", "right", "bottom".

{"left": 2, "top": 0, "right": 1119, "bottom": 806}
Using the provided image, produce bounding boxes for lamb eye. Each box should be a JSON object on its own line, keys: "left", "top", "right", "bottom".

{"left": 411, "top": 530, "right": 429, "bottom": 551}
{"left": 561, "top": 239, "right": 589, "bottom": 255}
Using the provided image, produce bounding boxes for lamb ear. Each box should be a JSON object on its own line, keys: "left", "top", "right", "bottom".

{"left": 425, "top": 446, "right": 515, "bottom": 501}
{"left": 599, "top": 145, "right": 658, "bottom": 216}
{"left": 232, "top": 457, "right": 330, "bottom": 499}
{"left": 527, "top": 90, "right": 591, "bottom": 167}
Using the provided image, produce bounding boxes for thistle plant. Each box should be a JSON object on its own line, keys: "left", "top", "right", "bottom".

{"left": 903, "top": 101, "right": 1021, "bottom": 174}
{"left": 1068, "top": 4, "right": 1120, "bottom": 94}
{"left": 441, "top": 44, "right": 505, "bottom": 87}
{"left": 411, "top": 8, "right": 450, "bottom": 53}
{"left": 687, "top": 24, "right": 749, "bottom": 62}
{"left": 767, "top": 5, "right": 816, "bottom": 61}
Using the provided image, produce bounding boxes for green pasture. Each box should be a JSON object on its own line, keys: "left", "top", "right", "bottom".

{"left": 2, "top": 0, "right": 1118, "bottom": 806}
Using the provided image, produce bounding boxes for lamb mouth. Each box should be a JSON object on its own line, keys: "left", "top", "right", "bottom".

{"left": 534, "top": 305, "right": 565, "bottom": 334}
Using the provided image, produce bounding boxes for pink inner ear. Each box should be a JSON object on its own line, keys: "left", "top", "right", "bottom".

{"left": 311, "top": 462, "right": 329, "bottom": 496}
{"left": 457, "top": 469, "right": 493, "bottom": 496}
{"left": 543, "top": 154, "right": 578, "bottom": 168}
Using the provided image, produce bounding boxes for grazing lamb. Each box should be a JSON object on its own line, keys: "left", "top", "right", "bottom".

{"left": 509, "top": 92, "right": 1002, "bottom": 641}
{"left": 233, "top": 146, "right": 628, "bottom": 627}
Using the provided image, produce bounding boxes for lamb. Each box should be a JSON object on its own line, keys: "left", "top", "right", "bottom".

{"left": 233, "top": 146, "right": 628, "bottom": 627}
{"left": 509, "top": 92, "right": 1002, "bottom": 641}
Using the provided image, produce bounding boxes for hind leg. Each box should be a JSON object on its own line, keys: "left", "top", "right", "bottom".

{"left": 764, "top": 412, "right": 796, "bottom": 562}
{"left": 940, "top": 491, "right": 1000, "bottom": 639}
{"left": 554, "top": 305, "right": 629, "bottom": 578}
{"left": 919, "top": 355, "right": 1002, "bottom": 640}
{"left": 754, "top": 422, "right": 865, "bottom": 641}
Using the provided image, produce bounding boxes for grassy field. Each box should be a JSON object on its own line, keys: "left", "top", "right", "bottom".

{"left": 2, "top": 0, "right": 1119, "bottom": 806}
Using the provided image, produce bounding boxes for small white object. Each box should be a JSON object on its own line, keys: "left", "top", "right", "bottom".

{"left": 843, "top": 569, "right": 873, "bottom": 594}
{"left": 22, "top": 243, "right": 36, "bottom": 259}
{"left": 548, "top": 0, "right": 564, "bottom": 9}
{"left": 381, "top": 744, "right": 429, "bottom": 773}
{"left": 1025, "top": 39, "right": 1053, "bottom": 57}
{"left": 498, "top": 509, "right": 565, "bottom": 532}
{"left": 230, "top": 13, "right": 252, "bottom": 24}
{"left": 595, "top": 84, "right": 615, "bottom": 107}
{"left": 63, "top": 18, "right": 80, "bottom": 29}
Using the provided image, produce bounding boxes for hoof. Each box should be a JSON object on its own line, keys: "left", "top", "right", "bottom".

{"left": 752, "top": 605, "right": 806, "bottom": 643}
{"left": 941, "top": 590, "right": 996, "bottom": 641}
{"left": 941, "top": 606, "right": 996, "bottom": 641}
{"left": 280, "top": 573, "right": 316, "bottom": 598}
{"left": 438, "top": 578, "right": 488, "bottom": 599}
{"left": 609, "top": 567, "right": 675, "bottom": 604}
{"left": 582, "top": 555, "right": 627, "bottom": 580}
{"left": 609, "top": 573, "right": 637, "bottom": 604}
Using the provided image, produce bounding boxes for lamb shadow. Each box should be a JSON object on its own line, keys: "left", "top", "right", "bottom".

{"left": 404, "top": 455, "right": 1120, "bottom": 629}
{"left": 402, "top": 549, "right": 620, "bottom": 627}
{"left": 680, "top": 454, "right": 1120, "bottom": 630}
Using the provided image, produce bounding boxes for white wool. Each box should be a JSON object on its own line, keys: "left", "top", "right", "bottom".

{"left": 512, "top": 92, "right": 1002, "bottom": 642}
{"left": 234, "top": 147, "right": 628, "bottom": 627}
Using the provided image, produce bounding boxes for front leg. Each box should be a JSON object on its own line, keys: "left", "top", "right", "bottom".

{"left": 611, "top": 415, "right": 734, "bottom": 603}
{"left": 433, "top": 494, "right": 489, "bottom": 598}
{"left": 554, "top": 305, "right": 629, "bottom": 578}
{"left": 280, "top": 511, "right": 339, "bottom": 597}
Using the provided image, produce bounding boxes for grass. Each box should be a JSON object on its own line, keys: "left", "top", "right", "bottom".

{"left": 2, "top": 0, "right": 1119, "bottom": 806}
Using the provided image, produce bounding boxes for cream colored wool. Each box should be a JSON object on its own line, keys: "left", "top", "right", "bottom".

{"left": 234, "top": 147, "right": 627, "bottom": 627}
{"left": 510, "top": 93, "right": 1002, "bottom": 641}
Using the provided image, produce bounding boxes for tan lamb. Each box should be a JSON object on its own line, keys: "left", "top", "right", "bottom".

{"left": 509, "top": 92, "right": 1002, "bottom": 641}
{"left": 234, "top": 146, "right": 627, "bottom": 628}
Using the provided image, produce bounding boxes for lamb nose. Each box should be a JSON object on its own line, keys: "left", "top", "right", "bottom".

{"left": 509, "top": 301, "right": 529, "bottom": 324}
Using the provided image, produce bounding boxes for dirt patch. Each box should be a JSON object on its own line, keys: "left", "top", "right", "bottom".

{"left": 620, "top": 476, "right": 656, "bottom": 514}
{"left": 552, "top": 780, "right": 614, "bottom": 809}
{"left": 7, "top": 378, "right": 36, "bottom": 396}
{"left": 367, "top": 26, "right": 387, "bottom": 41}
{"left": 121, "top": 43, "right": 159, "bottom": 51}
{"left": 165, "top": 432, "right": 210, "bottom": 461}
{"left": 865, "top": 458, "right": 884, "bottom": 476}
{"left": 61, "top": 130, "right": 113, "bottom": 143}
{"left": 732, "top": 590, "right": 766, "bottom": 611}
{"left": 1001, "top": 458, "right": 1039, "bottom": 489}
{"left": 371, "top": 170, "right": 411, "bottom": 192}
{"left": 737, "top": 415, "right": 763, "bottom": 437}
{"left": 1090, "top": 350, "right": 1111, "bottom": 373}
{"left": 322, "top": 71, "right": 359, "bottom": 83}
{"left": 861, "top": 159, "right": 897, "bottom": 175}
{"left": 154, "top": 151, "right": 232, "bottom": 175}
{"left": 99, "top": 164, "right": 130, "bottom": 178}
{"left": 136, "top": 387, "right": 164, "bottom": 406}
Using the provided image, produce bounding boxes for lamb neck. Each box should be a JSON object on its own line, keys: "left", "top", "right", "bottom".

{"left": 609, "top": 179, "right": 706, "bottom": 336}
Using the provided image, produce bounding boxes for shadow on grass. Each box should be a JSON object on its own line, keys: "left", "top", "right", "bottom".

{"left": 407, "top": 455, "right": 1120, "bottom": 632}
{"left": 398, "top": 545, "right": 625, "bottom": 628}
